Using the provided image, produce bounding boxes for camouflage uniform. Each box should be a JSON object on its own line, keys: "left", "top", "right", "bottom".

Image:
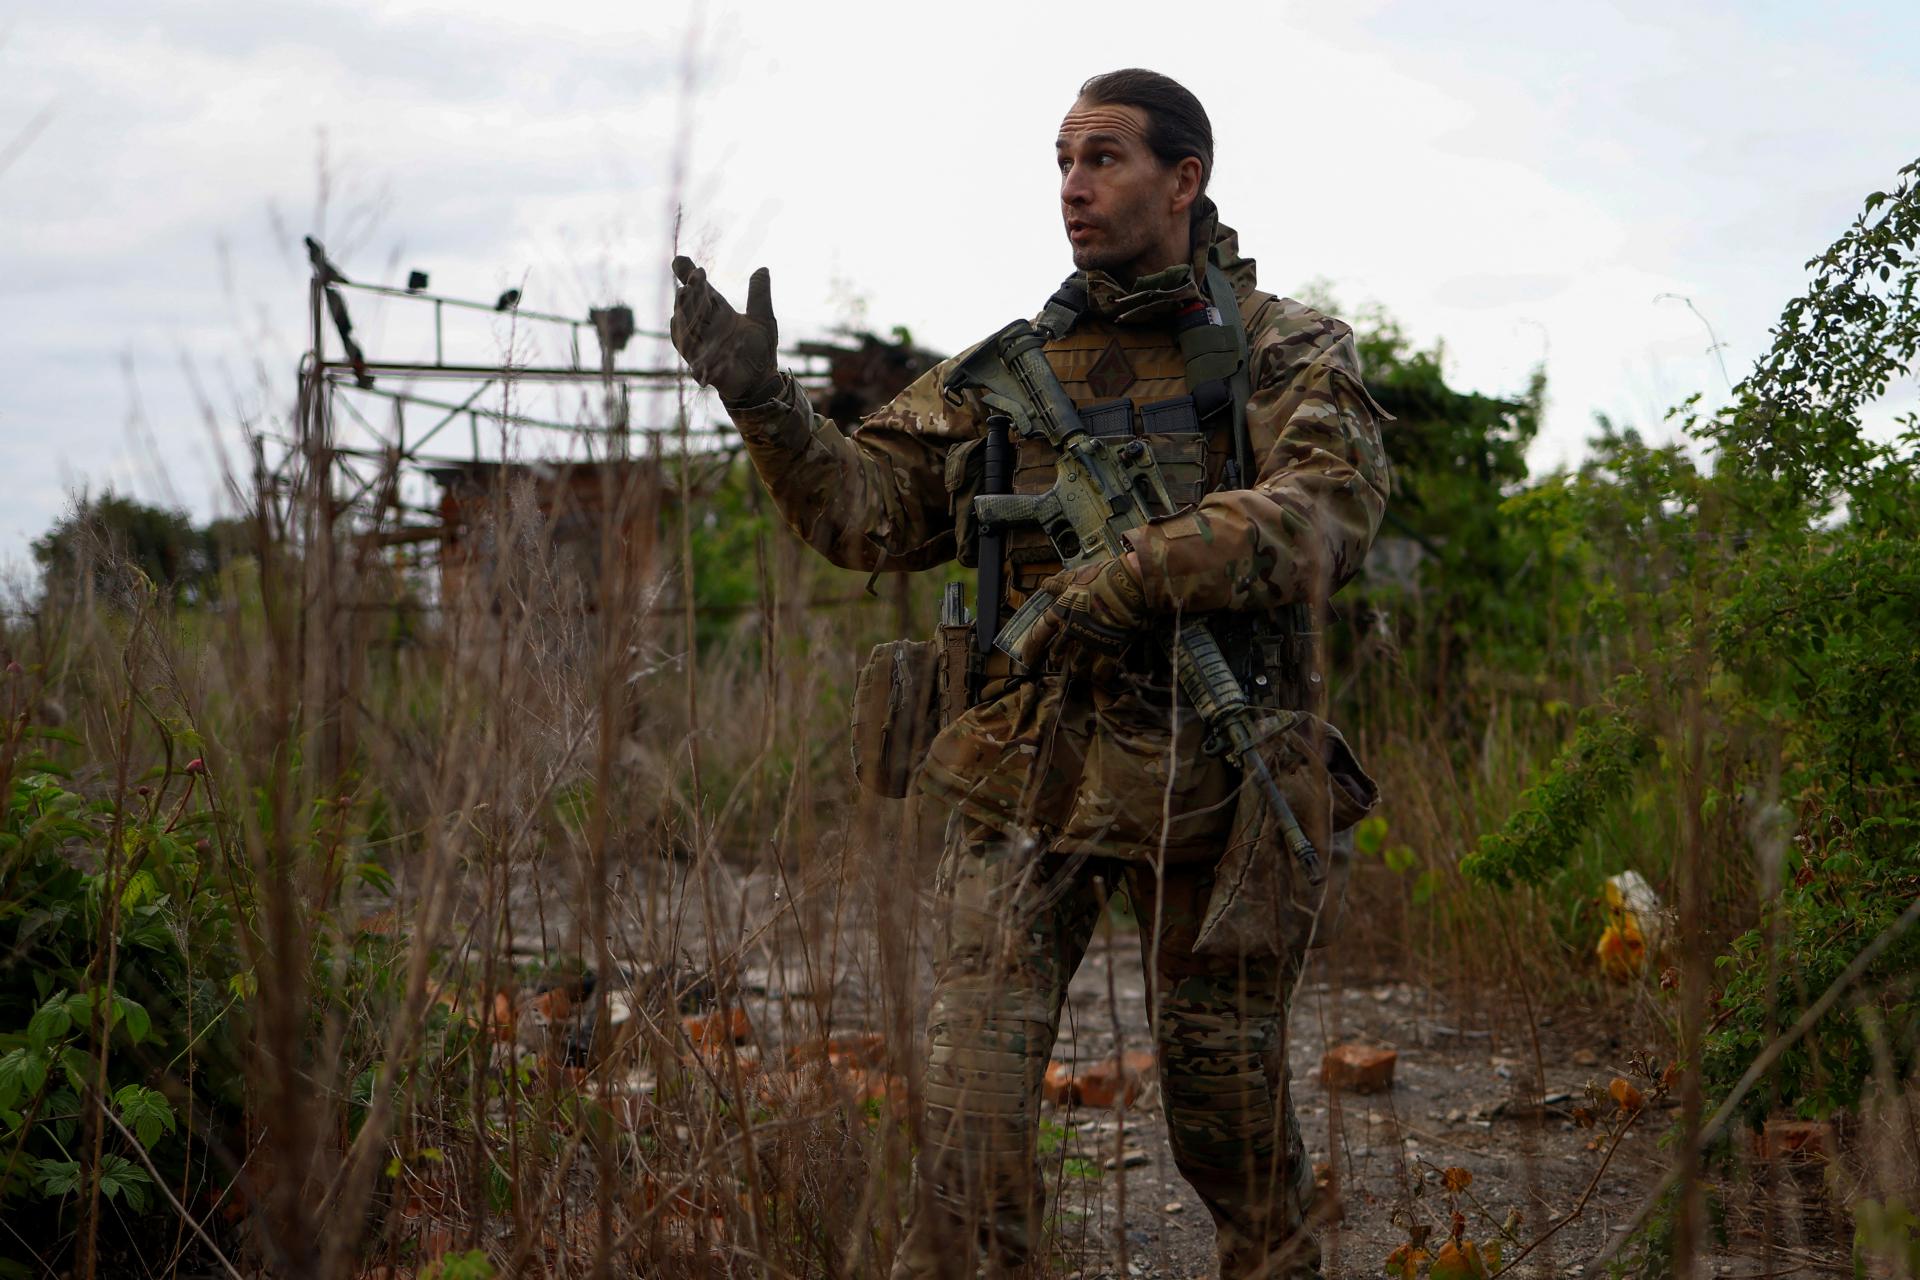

{"left": 728, "top": 204, "right": 1389, "bottom": 1278}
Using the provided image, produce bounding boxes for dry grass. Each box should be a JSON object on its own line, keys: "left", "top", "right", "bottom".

{"left": 4, "top": 364, "right": 1916, "bottom": 1280}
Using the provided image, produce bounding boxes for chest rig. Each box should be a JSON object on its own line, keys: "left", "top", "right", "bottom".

{"left": 946, "top": 264, "right": 1314, "bottom": 709}
{"left": 988, "top": 263, "right": 1252, "bottom": 590}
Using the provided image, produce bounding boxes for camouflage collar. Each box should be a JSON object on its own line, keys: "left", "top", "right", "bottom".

{"left": 1079, "top": 263, "right": 1205, "bottom": 324}
{"left": 1074, "top": 200, "right": 1258, "bottom": 325}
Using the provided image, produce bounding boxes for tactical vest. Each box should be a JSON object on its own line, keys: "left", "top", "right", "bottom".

{"left": 952, "top": 270, "right": 1314, "bottom": 709}
{"left": 989, "top": 318, "right": 1223, "bottom": 591}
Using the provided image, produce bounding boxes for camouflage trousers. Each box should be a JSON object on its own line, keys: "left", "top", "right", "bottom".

{"left": 891, "top": 823, "right": 1320, "bottom": 1280}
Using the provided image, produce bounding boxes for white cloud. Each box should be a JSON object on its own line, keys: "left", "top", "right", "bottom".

{"left": 2, "top": 0, "right": 1916, "bottom": 566}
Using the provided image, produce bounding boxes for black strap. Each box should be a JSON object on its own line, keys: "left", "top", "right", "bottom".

{"left": 1034, "top": 277, "right": 1089, "bottom": 340}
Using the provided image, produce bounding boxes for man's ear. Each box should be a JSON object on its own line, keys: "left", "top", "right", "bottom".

{"left": 1169, "top": 155, "right": 1204, "bottom": 216}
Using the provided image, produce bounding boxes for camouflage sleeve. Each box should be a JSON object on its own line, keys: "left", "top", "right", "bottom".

{"left": 726, "top": 357, "right": 980, "bottom": 572}
{"left": 1124, "top": 298, "right": 1391, "bottom": 613}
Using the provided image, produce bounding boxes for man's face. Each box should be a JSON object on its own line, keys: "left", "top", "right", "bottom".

{"left": 1056, "top": 98, "right": 1193, "bottom": 277}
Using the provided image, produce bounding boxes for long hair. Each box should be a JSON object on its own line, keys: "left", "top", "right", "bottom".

{"left": 1077, "top": 68, "right": 1215, "bottom": 215}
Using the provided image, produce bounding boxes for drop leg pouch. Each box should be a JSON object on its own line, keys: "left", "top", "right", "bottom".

{"left": 1193, "top": 715, "right": 1380, "bottom": 958}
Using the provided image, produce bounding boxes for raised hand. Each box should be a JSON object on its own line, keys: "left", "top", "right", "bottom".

{"left": 669, "top": 256, "right": 782, "bottom": 407}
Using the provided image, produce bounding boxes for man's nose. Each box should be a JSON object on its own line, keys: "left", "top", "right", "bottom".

{"left": 1061, "top": 166, "right": 1093, "bottom": 206}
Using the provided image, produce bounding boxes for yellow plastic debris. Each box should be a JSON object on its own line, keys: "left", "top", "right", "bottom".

{"left": 1596, "top": 871, "right": 1663, "bottom": 980}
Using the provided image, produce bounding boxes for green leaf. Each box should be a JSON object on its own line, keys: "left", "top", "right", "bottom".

{"left": 11, "top": 904, "right": 73, "bottom": 957}
{"left": 114, "top": 996, "right": 152, "bottom": 1046}
{"left": 356, "top": 860, "right": 396, "bottom": 896}
{"left": 95, "top": 1154, "right": 151, "bottom": 1212}
{"left": 59, "top": 1047, "right": 93, "bottom": 1094}
{"left": 1353, "top": 814, "right": 1388, "bottom": 857}
{"left": 26, "top": 994, "right": 72, "bottom": 1052}
{"left": 120, "top": 869, "right": 161, "bottom": 910}
{"left": 0, "top": 1049, "right": 48, "bottom": 1108}
{"left": 46, "top": 1088, "right": 81, "bottom": 1145}
{"left": 424, "top": 1250, "right": 496, "bottom": 1280}
{"left": 31, "top": 1158, "right": 81, "bottom": 1198}
{"left": 113, "top": 1084, "right": 175, "bottom": 1149}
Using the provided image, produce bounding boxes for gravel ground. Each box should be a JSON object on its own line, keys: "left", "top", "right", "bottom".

{"left": 496, "top": 857, "right": 1854, "bottom": 1278}
{"left": 1036, "top": 929, "right": 1850, "bottom": 1279}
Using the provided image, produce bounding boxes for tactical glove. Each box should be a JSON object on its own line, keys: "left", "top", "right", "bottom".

{"left": 1008, "top": 554, "right": 1150, "bottom": 677}
{"left": 669, "top": 256, "right": 783, "bottom": 407}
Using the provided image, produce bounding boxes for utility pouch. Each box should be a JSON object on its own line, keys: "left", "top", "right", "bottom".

{"left": 849, "top": 639, "right": 941, "bottom": 799}
{"left": 1193, "top": 716, "right": 1379, "bottom": 958}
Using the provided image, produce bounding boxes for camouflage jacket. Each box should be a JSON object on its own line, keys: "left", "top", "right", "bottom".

{"left": 730, "top": 207, "right": 1391, "bottom": 860}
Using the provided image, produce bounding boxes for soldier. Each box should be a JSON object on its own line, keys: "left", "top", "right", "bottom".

{"left": 672, "top": 69, "right": 1389, "bottom": 1280}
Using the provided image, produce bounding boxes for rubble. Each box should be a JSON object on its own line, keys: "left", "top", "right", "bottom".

{"left": 1321, "top": 1042, "right": 1398, "bottom": 1094}
{"left": 1756, "top": 1117, "right": 1836, "bottom": 1161}
{"left": 1044, "top": 1050, "right": 1158, "bottom": 1110}
{"left": 682, "top": 1007, "right": 752, "bottom": 1050}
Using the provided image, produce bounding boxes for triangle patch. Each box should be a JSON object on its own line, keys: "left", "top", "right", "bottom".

{"left": 1085, "top": 338, "right": 1135, "bottom": 401}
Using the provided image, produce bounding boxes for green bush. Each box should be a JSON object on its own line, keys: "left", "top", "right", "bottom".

{"left": 0, "top": 722, "right": 245, "bottom": 1261}
{"left": 1460, "top": 158, "right": 1920, "bottom": 1118}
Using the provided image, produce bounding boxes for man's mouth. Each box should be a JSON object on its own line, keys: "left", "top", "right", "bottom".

{"left": 1067, "top": 220, "right": 1098, "bottom": 242}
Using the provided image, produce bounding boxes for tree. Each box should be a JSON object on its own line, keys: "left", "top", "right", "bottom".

{"left": 31, "top": 493, "right": 229, "bottom": 605}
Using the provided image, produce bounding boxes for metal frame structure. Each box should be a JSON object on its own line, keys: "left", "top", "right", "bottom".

{"left": 287, "top": 237, "right": 833, "bottom": 565}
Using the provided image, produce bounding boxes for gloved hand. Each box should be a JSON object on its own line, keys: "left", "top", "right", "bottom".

{"left": 670, "top": 256, "right": 783, "bottom": 407}
{"left": 1007, "top": 553, "right": 1151, "bottom": 676}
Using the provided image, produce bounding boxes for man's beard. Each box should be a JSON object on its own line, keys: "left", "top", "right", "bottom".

{"left": 1067, "top": 216, "right": 1154, "bottom": 276}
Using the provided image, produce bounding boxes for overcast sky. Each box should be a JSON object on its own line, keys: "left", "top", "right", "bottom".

{"left": 3, "top": 0, "right": 1918, "bottom": 568}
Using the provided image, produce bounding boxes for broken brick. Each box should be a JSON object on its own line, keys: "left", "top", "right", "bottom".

{"left": 1755, "top": 1118, "right": 1835, "bottom": 1161}
{"left": 786, "top": 1032, "right": 888, "bottom": 1070}
{"left": 683, "top": 1007, "right": 752, "bottom": 1049}
{"left": 1309, "top": 1162, "right": 1345, "bottom": 1223}
{"left": 354, "top": 908, "right": 401, "bottom": 937}
{"left": 488, "top": 989, "right": 517, "bottom": 1042}
{"left": 755, "top": 1059, "right": 906, "bottom": 1115}
{"left": 1321, "top": 1042, "right": 1397, "bottom": 1094}
{"left": 847, "top": 1070, "right": 904, "bottom": 1109}
{"left": 1042, "top": 1060, "right": 1078, "bottom": 1106}
{"left": 532, "top": 985, "right": 575, "bottom": 1021}
{"left": 1072, "top": 1050, "right": 1157, "bottom": 1110}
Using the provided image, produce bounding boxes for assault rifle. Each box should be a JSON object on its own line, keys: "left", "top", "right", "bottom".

{"left": 946, "top": 317, "right": 1323, "bottom": 885}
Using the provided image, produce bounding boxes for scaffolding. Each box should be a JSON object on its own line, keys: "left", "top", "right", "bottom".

{"left": 286, "top": 237, "right": 851, "bottom": 586}
{"left": 276, "top": 238, "right": 944, "bottom": 775}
